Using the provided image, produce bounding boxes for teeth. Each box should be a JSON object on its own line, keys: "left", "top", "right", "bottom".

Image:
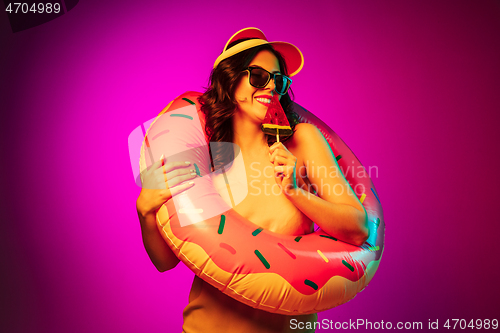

{"left": 256, "top": 98, "right": 271, "bottom": 104}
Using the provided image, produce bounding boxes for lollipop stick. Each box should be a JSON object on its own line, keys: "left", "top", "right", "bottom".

{"left": 277, "top": 129, "right": 280, "bottom": 143}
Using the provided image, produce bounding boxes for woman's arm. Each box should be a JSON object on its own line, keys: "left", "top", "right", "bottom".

{"left": 136, "top": 157, "right": 197, "bottom": 271}
{"left": 270, "top": 123, "right": 368, "bottom": 246}
{"left": 283, "top": 187, "right": 368, "bottom": 246}
{"left": 137, "top": 208, "right": 180, "bottom": 272}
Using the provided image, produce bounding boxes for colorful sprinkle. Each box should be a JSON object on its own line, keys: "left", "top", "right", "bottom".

{"left": 320, "top": 235, "right": 337, "bottom": 241}
{"left": 217, "top": 215, "right": 225, "bottom": 234}
{"left": 170, "top": 113, "right": 193, "bottom": 120}
{"left": 252, "top": 227, "right": 263, "bottom": 236}
{"left": 342, "top": 260, "right": 355, "bottom": 272}
{"left": 368, "top": 246, "right": 380, "bottom": 252}
{"left": 335, "top": 155, "right": 342, "bottom": 161}
{"left": 219, "top": 242, "right": 236, "bottom": 254}
{"left": 194, "top": 163, "right": 201, "bottom": 176}
{"left": 371, "top": 188, "right": 381, "bottom": 204}
{"left": 294, "top": 236, "right": 302, "bottom": 242}
{"left": 374, "top": 217, "right": 380, "bottom": 226}
{"left": 182, "top": 97, "right": 195, "bottom": 105}
{"left": 304, "top": 279, "right": 318, "bottom": 290}
{"left": 151, "top": 129, "right": 170, "bottom": 141}
{"left": 359, "top": 193, "right": 366, "bottom": 204}
{"left": 278, "top": 243, "right": 296, "bottom": 259}
{"left": 254, "top": 250, "right": 270, "bottom": 269}
{"left": 317, "top": 250, "right": 329, "bottom": 263}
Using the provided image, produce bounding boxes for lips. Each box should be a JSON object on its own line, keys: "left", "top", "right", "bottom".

{"left": 255, "top": 95, "right": 272, "bottom": 106}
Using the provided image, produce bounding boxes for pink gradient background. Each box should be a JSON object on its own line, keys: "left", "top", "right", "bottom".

{"left": 1, "top": 0, "right": 499, "bottom": 332}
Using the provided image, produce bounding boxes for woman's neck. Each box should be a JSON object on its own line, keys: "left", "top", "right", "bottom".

{"left": 232, "top": 113, "right": 269, "bottom": 156}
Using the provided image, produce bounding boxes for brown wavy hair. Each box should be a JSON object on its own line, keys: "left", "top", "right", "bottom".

{"left": 199, "top": 39, "right": 299, "bottom": 170}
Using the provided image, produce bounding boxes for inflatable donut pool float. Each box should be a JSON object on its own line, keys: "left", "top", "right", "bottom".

{"left": 139, "top": 92, "right": 385, "bottom": 315}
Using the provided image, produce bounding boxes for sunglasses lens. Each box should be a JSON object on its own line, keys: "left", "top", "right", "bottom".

{"left": 247, "top": 68, "right": 291, "bottom": 95}
{"left": 274, "top": 75, "right": 286, "bottom": 95}
{"left": 249, "top": 68, "right": 269, "bottom": 88}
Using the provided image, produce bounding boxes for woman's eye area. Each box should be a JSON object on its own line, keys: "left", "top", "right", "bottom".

{"left": 255, "top": 71, "right": 267, "bottom": 80}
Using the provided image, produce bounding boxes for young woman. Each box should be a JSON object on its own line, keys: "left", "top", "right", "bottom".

{"left": 136, "top": 28, "right": 369, "bottom": 333}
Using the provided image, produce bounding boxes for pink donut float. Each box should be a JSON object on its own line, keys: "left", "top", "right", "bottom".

{"left": 139, "top": 91, "right": 385, "bottom": 314}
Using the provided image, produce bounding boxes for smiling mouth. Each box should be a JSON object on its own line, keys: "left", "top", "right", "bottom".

{"left": 255, "top": 97, "right": 271, "bottom": 105}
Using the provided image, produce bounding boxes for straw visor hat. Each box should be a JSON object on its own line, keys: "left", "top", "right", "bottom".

{"left": 213, "top": 27, "right": 304, "bottom": 77}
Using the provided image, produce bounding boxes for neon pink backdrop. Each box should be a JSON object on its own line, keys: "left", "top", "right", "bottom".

{"left": 1, "top": 0, "right": 499, "bottom": 332}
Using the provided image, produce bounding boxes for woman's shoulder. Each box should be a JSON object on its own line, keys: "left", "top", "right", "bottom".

{"left": 294, "top": 122, "right": 320, "bottom": 136}
{"left": 288, "top": 123, "right": 325, "bottom": 149}
{"left": 286, "top": 122, "right": 336, "bottom": 169}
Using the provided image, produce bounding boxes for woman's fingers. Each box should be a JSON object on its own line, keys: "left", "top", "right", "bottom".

{"left": 270, "top": 150, "right": 286, "bottom": 163}
{"left": 140, "top": 157, "right": 198, "bottom": 190}
{"left": 145, "top": 154, "right": 166, "bottom": 172}
{"left": 269, "top": 143, "right": 295, "bottom": 164}
{"left": 274, "top": 165, "right": 295, "bottom": 177}
{"left": 169, "top": 181, "right": 195, "bottom": 197}
{"left": 269, "top": 143, "right": 297, "bottom": 193}
{"left": 165, "top": 166, "right": 194, "bottom": 178}
{"left": 166, "top": 171, "right": 198, "bottom": 188}
{"left": 272, "top": 155, "right": 292, "bottom": 165}
{"left": 163, "top": 160, "right": 191, "bottom": 173}
{"left": 137, "top": 157, "right": 198, "bottom": 215}
{"left": 143, "top": 160, "right": 191, "bottom": 188}
{"left": 269, "top": 142, "right": 289, "bottom": 154}
{"left": 140, "top": 156, "right": 165, "bottom": 187}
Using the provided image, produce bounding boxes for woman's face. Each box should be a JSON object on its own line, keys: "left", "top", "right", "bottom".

{"left": 234, "top": 50, "right": 282, "bottom": 122}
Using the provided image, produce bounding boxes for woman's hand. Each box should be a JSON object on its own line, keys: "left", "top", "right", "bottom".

{"left": 269, "top": 142, "right": 297, "bottom": 195}
{"left": 136, "top": 155, "right": 197, "bottom": 217}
